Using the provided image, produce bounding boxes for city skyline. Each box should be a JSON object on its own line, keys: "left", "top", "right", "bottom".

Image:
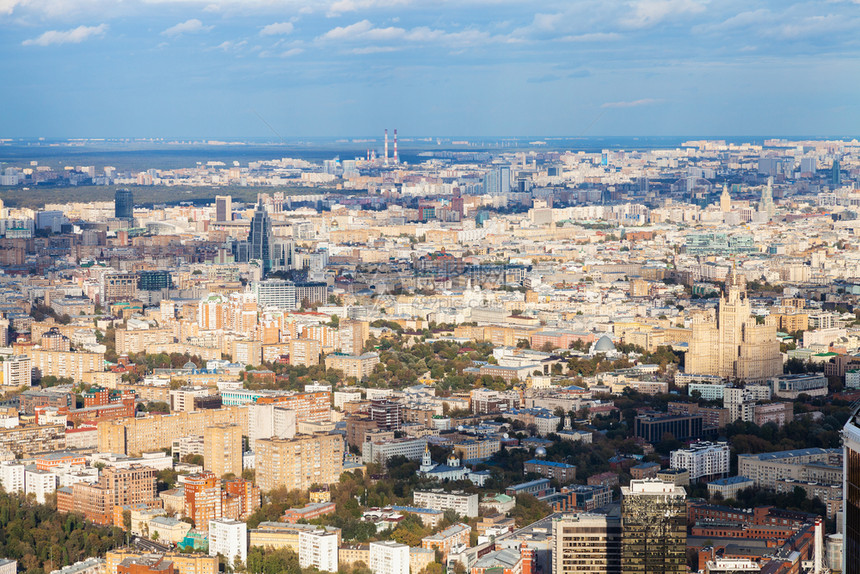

{"left": 1, "top": 0, "right": 859, "bottom": 138}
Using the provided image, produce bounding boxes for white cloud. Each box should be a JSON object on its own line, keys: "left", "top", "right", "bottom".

{"left": 22, "top": 23, "right": 107, "bottom": 46}
{"left": 216, "top": 39, "right": 247, "bottom": 51}
{"left": 601, "top": 98, "right": 663, "bottom": 108}
{"left": 260, "top": 21, "right": 294, "bottom": 36}
{"left": 327, "top": 0, "right": 410, "bottom": 17}
{"left": 0, "top": 0, "right": 20, "bottom": 15}
{"left": 351, "top": 45, "right": 399, "bottom": 54}
{"left": 319, "top": 19, "right": 492, "bottom": 48}
{"left": 560, "top": 32, "right": 621, "bottom": 42}
{"left": 281, "top": 47, "right": 303, "bottom": 56}
{"left": 622, "top": 0, "right": 706, "bottom": 29}
{"left": 162, "top": 18, "right": 212, "bottom": 37}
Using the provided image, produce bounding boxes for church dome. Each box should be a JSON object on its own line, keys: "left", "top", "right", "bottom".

{"left": 594, "top": 335, "right": 616, "bottom": 353}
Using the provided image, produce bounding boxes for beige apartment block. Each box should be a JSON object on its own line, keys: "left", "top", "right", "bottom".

{"left": 98, "top": 406, "right": 249, "bottom": 456}
{"left": 204, "top": 423, "right": 243, "bottom": 478}
{"left": 255, "top": 433, "right": 344, "bottom": 493}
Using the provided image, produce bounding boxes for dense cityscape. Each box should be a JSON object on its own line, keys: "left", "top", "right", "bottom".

{"left": 0, "top": 135, "right": 856, "bottom": 574}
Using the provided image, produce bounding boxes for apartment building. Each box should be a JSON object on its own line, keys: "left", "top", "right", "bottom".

{"left": 204, "top": 423, "right": 242, "bottom": 478}
{"left": 209, "top": 519, "right": 247, "bottom": 567}
{"left": 298, "top": 529, "right": 339, "bottom": 573}
{"left": 369, "top": 541, "right": 410, "bottom": 574}
{"left": 185, "top": 472, "right": 222, "bottom": 528}
{"left": 421, "top": 523, "right": 471, "bottom": 559}
{"left": 98, "top": 406, "right": 249, "bottom": 456}
{"left": 413, "top": 489, "right": 479, "bottom": 518}
{"left": 288, "top": 338, "right": 321, "bottom": 367}
{"left": 23, "top": 348, "right": 104, "bottom": 381}
{"left": 324, "top": 352, "right": 380, "bottom": 380}
{"left": 669, "top": 442, "right": 730, "bottom": 481}
{"left": 62, "top": 465, "right": 157, "bottom": 525}
{"left": 255, "top": 433, "right": 344, "bottom": 493}
{"left": 738, "top": 448, "right": 842, "bottom": 488}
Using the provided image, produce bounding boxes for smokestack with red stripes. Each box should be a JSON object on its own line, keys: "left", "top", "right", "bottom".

{"left": 393, "top": 129, "right": 399, "bottom": 164}
{"left": 384, "top": 129, "right": 389, "bottom": 166}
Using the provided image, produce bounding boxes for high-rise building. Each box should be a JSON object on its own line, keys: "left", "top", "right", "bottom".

{"left": 66, "top": 465, "right": 158, "bottom": 525}
{"left": 204, "top": 423, "right": 242, "bottom": 478}
{"left": 552, "top": 509, "right": 622, "bottom": 574}
{"left": 298, "top": 528, "right": 339, "bottom": 573}
{"left": 686, "top": 267, "right": 781, "bottom": 382}
{"left": 833, "top": 158, "right": 842, "bottom": 187}
{"left": 184, "top": 471, "right": 222, "bottom": 528}
{"left": 215, "top": 195, "right": 232, "bottom": 223}
{"left": 209, "top": 518, "right": 247, "bottom": 568}
{"left": 370, "top": 399, "right": 402, "bottom": 431}
{"left": 255, "top": 433, "right": 344, "bottom": 493}
{"left": 369, "top": 541, "right": 409, "bottom": 574}
{"left": 759, "top": 177, "right": 775, "bottom": 218}
{"left": 249, "top": 202, "right": 272, "bottom": 275}
{"left": 842, "top": 406, "right": 860, "bottom": 574}
{"left": 2, "top": 355, "right": 31, "bottom": 388}
{"left": 719, "top": 184, "right": 731, "bottom": 212}
{"left": 620, "top": 480, "right": 686, "bottom": 574}
{"left": 115, "top": 188, "right": 134, "bottom": 220}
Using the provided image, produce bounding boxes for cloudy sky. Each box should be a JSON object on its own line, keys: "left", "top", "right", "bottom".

{"left": 1, "top": 0, "right": 859, "bottom": 138}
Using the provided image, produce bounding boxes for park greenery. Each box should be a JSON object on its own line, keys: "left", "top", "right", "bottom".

{"left": 0, "top": 490, "right": 125, "bottom": 574}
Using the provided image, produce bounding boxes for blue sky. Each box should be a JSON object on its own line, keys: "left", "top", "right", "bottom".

{"left": 1, "top": 0, "right": 859, "bottom": 138}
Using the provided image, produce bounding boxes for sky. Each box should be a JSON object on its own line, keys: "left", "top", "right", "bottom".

{"left": 1, "top": 0, "right": 859, "bottom": 138}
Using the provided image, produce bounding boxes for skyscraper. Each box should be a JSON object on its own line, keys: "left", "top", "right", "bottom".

{"left": 115, "top": 188, "right": 133, "bottom": 220}
{"left": 833, "top": 158, "right": 842, "bottom": 187}
{"left": 249, "top": 202, "right": 272, "bottom": 275}
{"left": 719, "top": 184, "right": 731, "bottom": 212}
{"left": 759, "top": 176, "right": 775, "bottom": 218}
{"left": 686, "top": 267, "right": 782, "bottom": 382}
{"left": 621, "top": 480, "right": 686, "bottom": 574}
{"left": 843, "top": 406, "right": 860, "bottom": 574}
{"left": 215, "top": 195, "right": 232, "bottom": 222}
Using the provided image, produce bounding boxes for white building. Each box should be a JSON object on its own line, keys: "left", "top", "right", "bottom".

{"left": 369, "top": 540, "right": 410, "bottom": 574}
{"left": 670, "top": 441, "right": 730, "bottom": 481}
{"left": 209, "top": 518, "right": 247, "bottom": 568}
{"left": 248, "top": 403, "right": 296, "bottom": 451}
{"left": 413, "top": 489, "right": 479, "bottom": 518}
{"left": 298, "top": 529, "right": 339, "bottom": 573}
{"left": 2, "top": 355, "right": 31, "bottom": 388}
{"left": 688, "top": 382, "right": 728, "bottom": 401}
{"left": 0, "top": 462, "right": 25, "bottom": 493}
{"left": 25, "top": 468, "right": 58, "bottom": 504}
{"left": 253, "top": 279, "right": 297, "bottom": 310}
{"left": 362, "top": 437, "right": 427, "bottom": 465}
{"left": 334, "top": 390, "right": 362, "bottom": 410}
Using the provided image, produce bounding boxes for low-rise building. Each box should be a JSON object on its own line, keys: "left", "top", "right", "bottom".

{"left": 413, "top": 490, "right": 479, "bottom": 518}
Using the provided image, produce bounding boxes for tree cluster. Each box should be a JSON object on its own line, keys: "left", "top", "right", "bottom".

{"left": 0, "top": 490, "right": 125, "bottom": 574}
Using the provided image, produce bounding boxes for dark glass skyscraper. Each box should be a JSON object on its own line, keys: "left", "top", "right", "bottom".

{"left": 249, "top": 202, "right": 272, "bottom": 275}
{"left": 621, "top": 480, "right": 686, "bottom": 574}
{"left": 115, "top": 188, "right": 133, "bottom": 220}
{"left": 843, "top": 406, "right": 860, "bottom": 574}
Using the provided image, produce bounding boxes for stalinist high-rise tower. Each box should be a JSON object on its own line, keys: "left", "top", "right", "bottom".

{"left": 687, "top": 267, "right": 782, "bottom": 382}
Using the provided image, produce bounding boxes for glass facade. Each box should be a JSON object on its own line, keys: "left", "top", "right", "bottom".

{"left": 621, "top": 484, "right": 686, "bottom": 574}
{"left": 115, "top": 189, "right": 133, "bottom": 220}
{"left": 845, "top": 412, "right": 860, "bottom": 574}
